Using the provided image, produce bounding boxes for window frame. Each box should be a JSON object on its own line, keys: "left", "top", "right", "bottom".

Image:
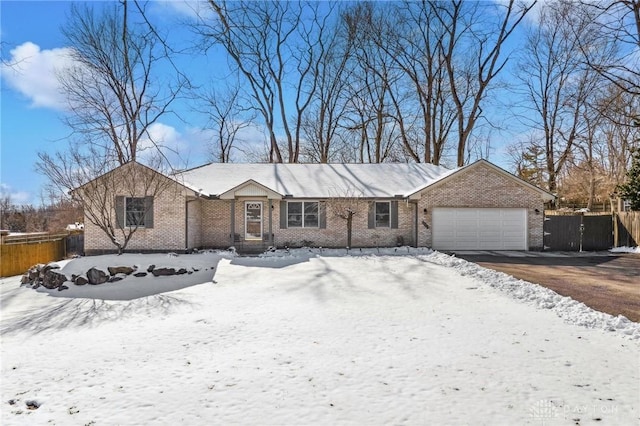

{"left": 287, "top": 201, "right": 319, "bottom": 228}
{"left": 374, "top": 201, "right": 391, "bottom": 228}
{"left": 125, "top": 197, "right": 147, "bottom": 228}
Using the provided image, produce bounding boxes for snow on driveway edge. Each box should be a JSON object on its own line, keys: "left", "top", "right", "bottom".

{"left": 423, "top": 251, "right": 640, "bottom": 340}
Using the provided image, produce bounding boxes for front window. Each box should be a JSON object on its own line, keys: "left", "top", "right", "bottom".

{"left": 288, "top": 201, "right": 319, "bottom": 228}
{"left": 375, "top": 202, "right": 390, "bottom": 228}
{"left": 125, "top": 197, "right": 146, "bottom": 227}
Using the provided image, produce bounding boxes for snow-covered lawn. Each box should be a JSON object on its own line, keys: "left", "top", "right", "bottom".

{"left": 610, "top": 246, "right": 640, "bottom": 254}
{"left": 1, "top": 249, "right": 638, "bottom": 425}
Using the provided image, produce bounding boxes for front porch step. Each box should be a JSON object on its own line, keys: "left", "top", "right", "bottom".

{"left": 233, "top": 240, "right": 272, "bottom": 255}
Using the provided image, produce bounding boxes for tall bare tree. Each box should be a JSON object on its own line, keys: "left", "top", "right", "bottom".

{"left": 517, "top": 0, "right": 610, "bottom": 193}
{"left": 194, "top": 82, "right": 254, "bottom": 163}
{"left": 58, "top": 1, "right": 185, "bottom": 165}
{"left": 580, "top": 0, "right": 640, "bottom": 97}
{"left": 37, "top": 1, "right": 185, "bottom": 253}
{"left": 301, "top": 11, "right": 354, "bottom": 163}
{"left": 196, "top": 1, "right": 332, "bottom": 163}
{"left": 341, "top": 3, "right": 402, "bottom": 164}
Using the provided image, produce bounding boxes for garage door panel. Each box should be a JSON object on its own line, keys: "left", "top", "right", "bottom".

{"left": 433, "top": 208, "right": 527, "bottom": 250}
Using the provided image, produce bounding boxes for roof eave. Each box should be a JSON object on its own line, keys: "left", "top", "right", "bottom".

{"left": 217, "top": 179, "right": 284, "bottom": 200}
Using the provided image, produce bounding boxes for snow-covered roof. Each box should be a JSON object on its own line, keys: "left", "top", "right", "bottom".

{"left": 174, "top": 162, "right": 455, "bottom": 199}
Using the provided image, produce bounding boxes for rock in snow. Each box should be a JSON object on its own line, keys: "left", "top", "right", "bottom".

{"left": 86, "top": 268, "right": 109, "bottom": 285}
{"left": 107, "top": 266, "right": 135, "bottom": 276}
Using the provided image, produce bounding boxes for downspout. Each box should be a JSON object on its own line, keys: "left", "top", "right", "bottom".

{"left": 230, "top": 200, "right": 235, "bottom": 246}
{"left": 413, "top": 201, "right": 419, "bottom": 248}
{"left": 268, "top": 199, "right": 273, "bottom": 246}
{"left": 185, "top": 197, "right": 199, "bottom": 251}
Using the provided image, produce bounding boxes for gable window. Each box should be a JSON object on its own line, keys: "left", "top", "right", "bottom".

{"left": 116, "top": 196, "right": 154, "bottom": 229}
{"left": 126, "top": 197, "right": 147, "bottom": 227}
{"left": 375, "top": 202, "right": 390, "bottom": 228}
{"left": 287, "top": 201, "right": 319, "bottom": 228}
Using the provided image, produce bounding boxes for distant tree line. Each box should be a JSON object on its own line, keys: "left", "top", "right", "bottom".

{"left": 0, "top": 196, "right": 82, "bottom": 233}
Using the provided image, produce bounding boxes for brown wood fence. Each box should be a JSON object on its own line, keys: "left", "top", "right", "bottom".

{"left": 615, "top": 211, "right": 640, "bottom": 247}
{"left": 543, "top": 214, "right": 613, "bottom": 251}
{"left": 0, "top": 234, "right": 68, "bottom": 278}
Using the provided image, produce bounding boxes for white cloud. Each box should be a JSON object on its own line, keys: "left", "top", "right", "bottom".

{"left": 138, "top": 122, "right": 192, "bottom": 167}
{"left": 141, "top": 122, "right": 186, "bottom": 152}
{"left": 0, "top": 183, "right": 32, "bottom": 205}
{"left": 0, "top": 42, "right": 75, "bottom": 110}
{"left": 154, "top": 0, "right": 213, "bottom": 21}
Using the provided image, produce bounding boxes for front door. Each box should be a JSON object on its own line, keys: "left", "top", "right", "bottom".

{"left": 245, "top": 201, "right": 263, "bottom": 240}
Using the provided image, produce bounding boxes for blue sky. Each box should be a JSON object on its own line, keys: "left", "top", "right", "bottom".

{"left": 1, "top": 1, "right": 223, "bottom": 205}
{"left": 1, "top": 1, "right": 536, "bottom": 206}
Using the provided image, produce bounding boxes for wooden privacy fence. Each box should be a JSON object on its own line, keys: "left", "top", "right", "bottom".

{"left": 615, "top": 211, "right": 640, "bottom": 247}
{"left": 0, "top": 233, "right": 81, "bottom": 278}
{"left": 543, "top": 213, "right": 613, "bottom": 251}
{"left": 544, "top": 211, "right": 640, "bottom": 251}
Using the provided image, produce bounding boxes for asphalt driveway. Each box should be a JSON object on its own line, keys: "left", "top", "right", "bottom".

{"left": 452, "top": 251, "right": 640, "bottom": 323}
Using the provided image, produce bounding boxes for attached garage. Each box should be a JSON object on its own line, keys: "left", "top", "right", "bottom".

{"left": 432, "top": 208, "right": 528, "bottom": 250}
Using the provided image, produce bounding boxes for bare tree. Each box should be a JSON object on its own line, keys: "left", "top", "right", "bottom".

{"left": 194, "top": 82, "right": 254, "bottom": 163}
{"left": 36, "top": 1, "right": 185, "bottom": 253}
{"left": 196, "top": 1, "right": 331, "bottom": 163}
{"left": 580, "top": 0, "right": 640, "bottom": 97}
{"left": 377, "top": 1, "right": 459, "bottom": 165}
{"left": 38, "top": 148, "right": 174, "bottom": 254}
{"left": 327, "top": 187, "right": 365, "bottom": 249}
{"left": 517, "top": 0, "right": 610, "bottom": 193}
{"left": 339, "top": 1, "right": 532, "bottom": 166}
{"left": 301, "top": 10, "right": 354, "bottom": 163}
{"left": 432, "top": 0, "right": 536, "bottom": 167}
{"left": 58, "top": 1, "right": 185, "bottom": 165}
{"left": 341, "top": 3, "right": 401, "bottom": 164}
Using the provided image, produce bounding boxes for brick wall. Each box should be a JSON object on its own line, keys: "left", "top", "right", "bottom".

{"left": 84, "top": 164, "right": 191, "bottom": 254}
{"left": 199, "top": 198, "right": 415, "bottom": 249}
{"left": 415, "top": 163, "right": 545, "bottom": 250}
{"left": 186, "top": 197, "right": 202, "bottom": 249}
{"left": 200, "top": 199, "right": 232, "bottom": 247}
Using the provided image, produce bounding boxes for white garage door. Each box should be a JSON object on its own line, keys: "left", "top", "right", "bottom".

{"left": 432, "top": 208, "right": 527, "bottom": 250}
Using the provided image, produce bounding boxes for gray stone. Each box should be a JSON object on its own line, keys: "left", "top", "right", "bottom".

{"left": 151, "top": 267, "right": 176, "bottom": 277}
{"left": 57, "top": 285, "right": 69, "bottom": 291}
{"left": 42, "top": 270, "right": 68, "bottom": 289}
{"left": 176, "top": 268, "right": 188, "bottom": 275}
{"left": 147, "top": 264, "right": 155, "bottom": 273}
{"left": 25, "top": 400, "right": 40, "bottom": 410}
{"left": 108, "top": 276, "right": 123, "bottom": 283}
{"left": 134, "top": 272, "right": 147, "bottom": 278}
{"left": 108, "top": 266, "right": 134, "bottom": 276}
{"left": 87, "top": 267, "right": 109, "bottom": 285}
{"left": 27, "top": 264, "right": 44, "bottom": 283}
{"left": 74, "top": 276, "right": 88, "bottom": 286}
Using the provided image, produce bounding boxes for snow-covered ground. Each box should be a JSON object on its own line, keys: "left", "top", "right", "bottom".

{"left": 610, "top": 246, "right": 640, "bottom": 254}
{"left": 1, "top": 249, "right": 638, "bottom": 425}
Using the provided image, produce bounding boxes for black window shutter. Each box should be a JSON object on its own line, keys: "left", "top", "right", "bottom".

{"left": 144, "top": 196, "right": 154, "bottom": 228}
{"left": 115, "top": 196, "right": 124, "bottom": 229}
{"left": 319, "top": 201, "right": 326, "bottom": 229}
{"left": 368, "top": 202, "right": 375, "bottom": 229}
{"left": 390, "top": 201, "right": 398, "bottom": 229}
{"left": 280, "top": 201, "right": 287, "bottom": 229}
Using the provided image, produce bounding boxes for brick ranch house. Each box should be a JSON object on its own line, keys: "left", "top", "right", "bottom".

{"left": 81, "top": 160, "right": 555, "bottom": 254}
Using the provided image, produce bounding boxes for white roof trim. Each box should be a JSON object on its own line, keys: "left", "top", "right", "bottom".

{"left": 218, "top": 179, "right": 283, "bottom": 200}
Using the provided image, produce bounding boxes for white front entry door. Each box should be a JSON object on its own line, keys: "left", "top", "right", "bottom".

{"left": 432, "top": 208, "right": 527, "bottom": 250}
{"left": 245, "top": 201, "right": 263, "bottom": 240}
